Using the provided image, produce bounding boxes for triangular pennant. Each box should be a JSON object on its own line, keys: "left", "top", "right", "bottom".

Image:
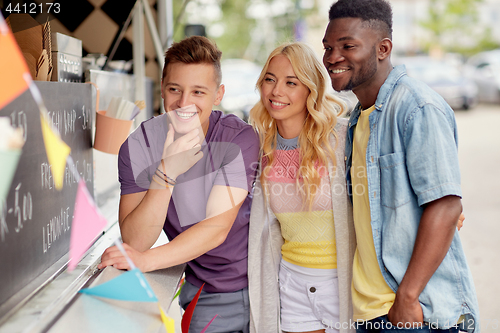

{"left": 40, "top": 114, "right": 70, "bottom": 190}
{"left": 0, "top": 13, "right": 30, "bottom": 110}
{"left": 200, "top": 314, "right": 218, "bottom": 333}
{"left": 181, "top": 283, "right": 205, "bottom": 333}
{"left": 0, "top": 150, "right": 22, "bottom": 206}
{"left": 159, "top": 304, "right": 176, "bottom": 333}
{"left": 173, "top": 277, "right": 185, "bottom": 301}
{"left": 68, "top": 180, "right": 107, "bottom": 270}
{"left": 79, "top": 268, "right": 158, "bottom": 302}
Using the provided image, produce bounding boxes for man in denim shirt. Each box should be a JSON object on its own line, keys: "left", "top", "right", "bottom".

{"left": 322, "top": 0, "right": 479, "bottom": 332}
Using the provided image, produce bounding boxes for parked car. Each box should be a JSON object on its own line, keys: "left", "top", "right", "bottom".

{"left": 220, "top": 59, "right": 262, "bottom": 121}
{"left": 394, "top": 56, "right": 478, "bottom": 110}
{"left": 464, "top": 49, "right": 500, "bottom": 104}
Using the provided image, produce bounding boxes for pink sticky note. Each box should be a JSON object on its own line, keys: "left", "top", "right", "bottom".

{"left": 68, "top": 180, "right": 107, "bottom": 271}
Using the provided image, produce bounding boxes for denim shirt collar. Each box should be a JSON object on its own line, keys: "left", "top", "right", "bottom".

{"left": 374, "top": 65, "right": 407, "bottom": 111}
{"left": 349, "top": 65, "right": 407, "bottom": 125}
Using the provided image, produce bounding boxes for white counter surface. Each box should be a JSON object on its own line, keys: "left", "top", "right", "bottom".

{"left": 48, "top": 264, "right": 185, "bottom": 333}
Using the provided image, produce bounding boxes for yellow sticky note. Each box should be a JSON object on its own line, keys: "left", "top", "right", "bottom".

{"left": 158, "top": 304, "right": 175, "bottom": 333}
{"left": 40, "top": 114, "right": 70, "bottom": 190}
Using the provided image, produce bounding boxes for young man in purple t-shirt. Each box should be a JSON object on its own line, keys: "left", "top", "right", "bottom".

{"left": 99, "top": 36, "right": 259, "bottom": 332}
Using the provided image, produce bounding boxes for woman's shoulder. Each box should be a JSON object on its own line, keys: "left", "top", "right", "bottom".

{"left": 335, "top": 117, "right": 348, "bottom": 130}
{"left": 333, "top": 117, "right": 348, "bottom": 141}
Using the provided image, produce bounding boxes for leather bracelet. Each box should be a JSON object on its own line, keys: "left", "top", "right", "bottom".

{"left": 158, "top": 160, "right": 177, "bottom": 184}
{"left": 152, "top": 174, "right": 173, "bottom": 188}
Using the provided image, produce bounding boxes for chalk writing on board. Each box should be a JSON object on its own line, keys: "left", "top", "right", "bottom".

{"left": 40, "top": 163, "right": 54, "bottom": 190}
{"left": 13, "top": 183, "right": 33, "bottom": 233}
{"left": 0, "top": 182, "right": 33, "bottom": 242}
{"left": 47, "top": 109, "right": 79, "bottom": 136}
{"left": 9, "top": 107, "right": 88, "bottom": 144}
{"left": 10, "top": 110, "right": 27, "bottom": 141}
{"left": 66, "top": 160, "right": 93, "bottom": 185}
{"left": 1, "top": 204, "right": 8, "bottom": 242}
{"left": 81, "top": 105, "right": 90, "bottom": 130}
{"left": 63, "top": 109, "right": 76, "bottom": 135}
{"left": 42, "top": 160, "right": 93, "bottom": 191}
{"left": 42, "top": 206, "right": 71, "bottom": 253}
{"left": 0, "top": 81, "right": 94, "bottom": 315}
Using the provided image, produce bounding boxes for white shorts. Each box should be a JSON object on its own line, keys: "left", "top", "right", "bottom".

{"left": 279, "top": 260, "right": 340, "bottom": 333}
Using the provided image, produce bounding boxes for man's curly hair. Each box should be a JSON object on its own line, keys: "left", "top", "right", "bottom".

{"left": 328, "top": 0, "right": 393, "bottom": 39}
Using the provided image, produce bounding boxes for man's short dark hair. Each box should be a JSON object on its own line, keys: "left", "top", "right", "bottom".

{"left": 162, "top": 36, "right": 222, "bottom": 85}
{"left": 328, "top": 0, "right": 393, "bottom": 39}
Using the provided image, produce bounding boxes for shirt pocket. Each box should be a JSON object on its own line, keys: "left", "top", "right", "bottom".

{"left": 379, "top": 152, "right": 411, "bottom": 209}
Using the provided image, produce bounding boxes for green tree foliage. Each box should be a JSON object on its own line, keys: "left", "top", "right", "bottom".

{"left": 212, "top": 0, "right": 258, "bottom": 60}
{"left": 170, "top": 0, "right": 319, "bottom": 63}
{"left": 419, "top": 0, "right": 499, "bottom": 56}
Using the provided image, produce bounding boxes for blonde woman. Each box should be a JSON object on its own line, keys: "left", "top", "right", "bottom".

{"left": 248, "top": 42, "right": 356, "bottom": 333}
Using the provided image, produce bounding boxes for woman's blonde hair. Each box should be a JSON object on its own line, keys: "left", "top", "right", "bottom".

{"left": 249, "top": 42, "right": 346, "bottom": 209}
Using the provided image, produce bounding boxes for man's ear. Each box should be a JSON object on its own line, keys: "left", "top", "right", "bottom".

{"left": 161, "top": 80, "right": 165, "bottom": 99}
{"left": 378, "top": 38, "right": 392, "bottom": 61}
{"left": 214, "top": 84, "right": 225, "bottom": 106}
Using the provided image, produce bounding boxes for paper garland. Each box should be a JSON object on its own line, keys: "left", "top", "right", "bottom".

{"left": 0, "top": 150, "right": 21, "bottom": 207}
{"left": 79, "top": 265, "right": 176, "bottom": 333}
{"left": 181, "top": 283, "right": 205, "bottom": 333}
{"left": 68, "top": 180, "right": 108, "bottom": 271}
{"left": 159, "top": 304, "right": 176, "bottom": 333}
{"left": 0, "top": 13, "right": 30, "bottom": 110}
{"left": 1, "top": 11, "right": 179, "bottom": 333}
{"left": 79, "top": 268, "right": 157, "bottom": 302}
{"left": 0, "top": 13, "right": 29, "bottom": 204}
{"left": 200, "top": 315, "right": 218, "bottom": 333}
{"left": 179, "top": 282, "right": 218, "bottom": 333}
{"left": 39, "top": 114, "right": 71, "bottom": 190}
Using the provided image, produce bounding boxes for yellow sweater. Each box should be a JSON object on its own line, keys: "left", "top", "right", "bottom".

{"left": 264, "top": 134, "right": 336, "bottom": 269}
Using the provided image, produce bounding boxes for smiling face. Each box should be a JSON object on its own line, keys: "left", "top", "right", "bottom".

{"left": 322, "top": 17, "right": 381, "bottom": 94}
{"left": 260, "top": 55, "right": 310, "bottom": 139}
{"left": 161, "top": 62, "right": 224, "bottom": 136}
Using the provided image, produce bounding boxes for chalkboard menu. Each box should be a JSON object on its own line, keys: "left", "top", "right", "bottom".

{"left": 0, "top": 82, "right": 93, "bottom": 316}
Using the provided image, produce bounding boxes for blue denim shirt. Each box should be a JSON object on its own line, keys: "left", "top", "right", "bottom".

{"left": 345, "top": 65, "right": 480, "bottom": 332}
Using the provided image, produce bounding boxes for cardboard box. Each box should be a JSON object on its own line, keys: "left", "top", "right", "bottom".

{"left": 5, "top": 14, "right": 52, "bottom": 81}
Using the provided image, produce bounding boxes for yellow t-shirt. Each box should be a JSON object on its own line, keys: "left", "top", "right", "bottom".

{"left": 351, "top": 105, "right": 395, "bottom": 321}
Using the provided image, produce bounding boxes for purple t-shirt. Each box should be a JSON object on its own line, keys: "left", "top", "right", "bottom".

{"left": 118, "top": 110, "right": 259, "bottom": 293}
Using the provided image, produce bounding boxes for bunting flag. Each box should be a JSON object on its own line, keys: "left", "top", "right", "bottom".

{"left": 0, "top": 13, "right": 31, "bottom": 110}
{"left": 159, "top": 304, "right": 176, "bottom": 333}
{"left": 180, "top": 283, "right": 217, "bottom": 333}
{"left": 181, "top": 283, "right": 205, "bottom": 333}
{"left": 173, "top": 277, "right": 185, "bottom": 301}
{"left": 81, "top": 242, "right": 176, "bottom": 331}
{"left": 0, "top": 150, "right": 22, "bottom": 206}
{"left": 68, "top": 180, "right": 107, "bottom": 271}
{"left": 79, "top": 268, "right": 158, "bottom": 302}
{"left": 2, "top": 9, "right": 179, "bottom": 333}
{"left": 40, "top": 114, "right": 70, "bottom": 190}
{"left": 200, "top": 315, "right": 218, "bottom": 333}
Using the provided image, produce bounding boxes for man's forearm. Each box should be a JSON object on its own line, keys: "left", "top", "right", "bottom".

{"left": 119, "top": 186, "right": 173, "bottom": 251}
{"left": 142, "top": 201, "right": 242, "bottom": 271}
{"left": 397, "top": 195, "right": 462, "bottom": 302}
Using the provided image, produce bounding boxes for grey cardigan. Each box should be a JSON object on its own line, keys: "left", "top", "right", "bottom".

{"left": 248, "top": 118, "right": 356, "bottom": 333}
